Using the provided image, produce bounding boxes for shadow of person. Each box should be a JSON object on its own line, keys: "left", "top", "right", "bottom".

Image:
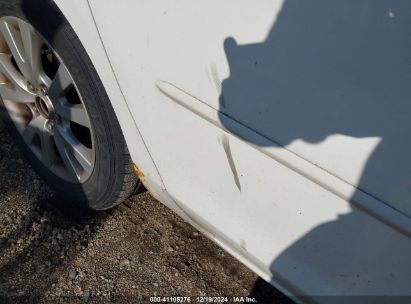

{"left": 219, "top": 0, "right": 411, "bottom": 300}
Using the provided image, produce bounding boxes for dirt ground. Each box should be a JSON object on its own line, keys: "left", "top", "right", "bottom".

{"left": 0, "top": 120, "right": 293, "bottom": 304}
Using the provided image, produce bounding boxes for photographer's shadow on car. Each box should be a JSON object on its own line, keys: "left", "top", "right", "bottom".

{"left": 219, "top": 0, "right": 411, "bottom": 300}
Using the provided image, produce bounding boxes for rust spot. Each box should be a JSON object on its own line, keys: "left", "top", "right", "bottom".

{"left": 133, "top": 162, "right": 152, "bottom": 194}
{"left": 133, "top": 162, "right": 145, "bottom": 180}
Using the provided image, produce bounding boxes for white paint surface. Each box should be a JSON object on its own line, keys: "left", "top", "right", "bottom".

{"left": 55, "top": 0, "right": 411, "bottom": 299}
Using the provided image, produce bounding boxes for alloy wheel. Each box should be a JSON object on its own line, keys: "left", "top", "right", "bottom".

{"left": 0, "top": 16, "right": 95, "bottom": 183}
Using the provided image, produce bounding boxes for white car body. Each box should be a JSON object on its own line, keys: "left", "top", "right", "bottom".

{"left": 54, "top": 0, "right": 411, "bottom": 300}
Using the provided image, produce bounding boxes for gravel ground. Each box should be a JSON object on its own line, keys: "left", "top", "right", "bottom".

{"left": 0, "top": 120, "right": 293, "bottom": 304}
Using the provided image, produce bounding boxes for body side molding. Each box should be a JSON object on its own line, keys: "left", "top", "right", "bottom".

{"left": 156, "top": 80, "right": 411, "bottom": 239}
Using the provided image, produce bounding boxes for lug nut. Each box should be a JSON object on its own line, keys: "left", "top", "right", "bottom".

{"left": 40, "top": 85, "right": 48, "bottom": 96}
{"left": 46, "top": 121, "right": 53, "bottom": 130}
{"left": 27, "top": 83, "right": 35, "bottom": 92}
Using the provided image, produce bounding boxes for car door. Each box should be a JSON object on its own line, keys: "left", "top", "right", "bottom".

{"left": 88, "top": 0, "right": 411, "bottom": 298}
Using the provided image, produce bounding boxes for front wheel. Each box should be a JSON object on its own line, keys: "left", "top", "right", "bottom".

{"left": 0, "top": 0, "right": 138, "bottom": 210}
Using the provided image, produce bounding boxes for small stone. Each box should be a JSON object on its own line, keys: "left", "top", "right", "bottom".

{"left": 120, "top": 259, "right": 130, "bottom": 268}
{"left": 82, "top": 290, "right": 91, "bottom": 301}
{"left": 68, "top": 269, "right": 78, "bottom": 279}
{"left": 153, "top": 283, "right": 158, "bottom": 287}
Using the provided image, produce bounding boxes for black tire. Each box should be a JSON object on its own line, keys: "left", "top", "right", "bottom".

{"left": 0, "top": 0, "right": 138, "bottom": 210}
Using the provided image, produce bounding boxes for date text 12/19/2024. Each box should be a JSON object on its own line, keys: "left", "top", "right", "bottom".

{"left": 149, "top": 296, "right": 258, "bottom": 303}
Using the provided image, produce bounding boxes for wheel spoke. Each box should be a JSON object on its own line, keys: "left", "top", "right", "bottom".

{"left": 0, "top": 20, "right": 38, "bottom": 84}
{"left": 18, "top": 19, "right": 42, "bottom": 85}
{"left": 54, "top": 124, "right": 93, "bottom": 181}
{"left": 55, "top": 102, "right": 91, "bottom": 128}
{"left": 40, "top": 129, "right": 58, "bottom": 167}
{"left": 0, "top": 53, "right": 35, "bottom": 103}
{"left": 0, "top": 53, "right": 27, "bottom": 87}
{"left": 22, "top": 115, "right": 46, "bottom": 145}
{"left": 21, "top": 116, "right": 57, "bottom": 167}
{"left": 54, "top": 125, "right": 82, "bottom": 182}
{"left": 48, "top": 63, "right": 73, "bottom": 101}
{"left": 0, "top": 82, "right": 34, "bottom": 103}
